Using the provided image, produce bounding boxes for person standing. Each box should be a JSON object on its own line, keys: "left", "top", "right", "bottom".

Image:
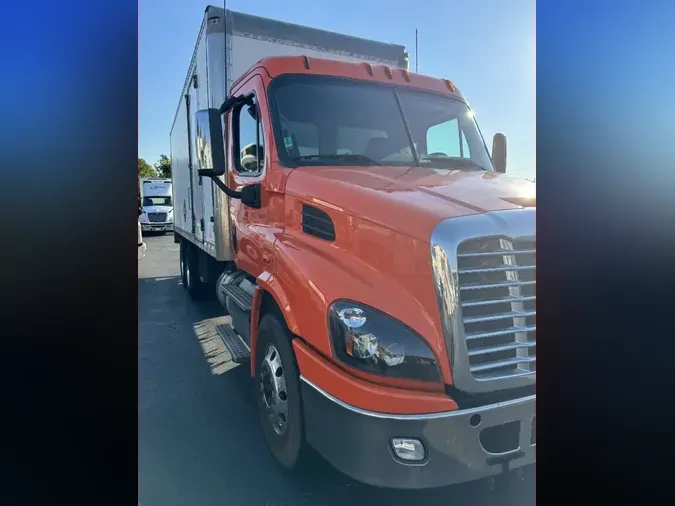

{"left": 138, "top": 197, "right": 146, "bottom": 261}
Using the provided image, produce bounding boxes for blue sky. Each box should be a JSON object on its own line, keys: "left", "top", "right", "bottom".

{"left": 140, "top": 0, "right": 535, "bottom": 179}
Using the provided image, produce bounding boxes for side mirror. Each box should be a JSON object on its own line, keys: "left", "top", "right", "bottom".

{"left": 195, "top": 109, "right": 226, "bottom": 176}
{"left": 196, "top": 102, "right": 262, "bottom": 209}
{"left": 492, "top": 133, "right": 507, "bottom": 174}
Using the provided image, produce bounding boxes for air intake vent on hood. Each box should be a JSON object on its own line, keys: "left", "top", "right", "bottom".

{"left": 302, "top": 204, "right": 335, "bottom": 241}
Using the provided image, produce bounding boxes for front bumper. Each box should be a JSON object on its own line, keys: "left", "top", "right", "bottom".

{"left": 301, "top": 377, "right": 535, "bottom": 489}
{"left": 141, "top": 222, "right": 173, "bottom": 232}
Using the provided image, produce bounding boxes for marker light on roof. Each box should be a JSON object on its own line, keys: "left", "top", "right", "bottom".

{"left": 444, "top": 79, "right": 456, "bottom": 92}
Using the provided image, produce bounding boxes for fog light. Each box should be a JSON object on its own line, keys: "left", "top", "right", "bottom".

{"left": 391, "top": 438, "right": 425, "bottom": 461}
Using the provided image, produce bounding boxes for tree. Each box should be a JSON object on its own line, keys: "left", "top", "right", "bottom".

{"left": 154, "top": 154, "right": 171, "bottom": 178}
{"left": 138, "top": 158, "right": 157, "bottom": 178}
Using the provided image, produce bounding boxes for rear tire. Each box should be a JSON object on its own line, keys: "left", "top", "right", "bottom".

{"left": 256, "top": 313, "right": 307, "bottom": 471}
{"left": 179, "top": 241, "right": 188, "bottom": 288}
{"left": 180, "top": 241, "right": 203, "bottom": 299}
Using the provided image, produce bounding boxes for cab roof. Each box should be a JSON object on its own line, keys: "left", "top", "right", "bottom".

{"left": 240, "top": 55, "right": 464, "bottom": 100}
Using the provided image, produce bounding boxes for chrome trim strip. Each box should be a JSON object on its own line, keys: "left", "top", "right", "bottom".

{"left": 430, "top": 207, "right": 536, "bottom": 394}
{"left": 458, "top": 248, "right": 536, "bottom": 258}
{"left": 462, "top": 294, "right": 536, "bottom": 308}
{"left": 300, "top": 375, "right": 535, "bottom": 420}
{"left": 466, "top": 324, "right": 536, "bottom": 340}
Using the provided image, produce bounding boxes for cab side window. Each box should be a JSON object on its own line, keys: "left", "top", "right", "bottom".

{"left": 234, "top": 95, "right": 265, "bottom": 175}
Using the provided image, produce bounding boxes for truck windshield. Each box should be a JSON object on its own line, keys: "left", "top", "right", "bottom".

{"left": 271, "top": 75, "right": 494, "bottom": 171}
{"left": 143, "top": 196, "right": 172, "bottom": 207}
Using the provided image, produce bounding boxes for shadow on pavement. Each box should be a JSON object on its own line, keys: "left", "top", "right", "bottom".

{"left": 139, "top": 275, "right": 534, "bottom": 506}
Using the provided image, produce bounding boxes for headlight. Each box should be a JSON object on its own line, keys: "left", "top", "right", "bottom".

{"left": 328, "top": 301, "right": 441, "bottom": 382}
{"left": 139, "top": 214, "right": 148, "bottom": 223}
{"left": 167, "top": 210, "right": 173, "bottom": 223}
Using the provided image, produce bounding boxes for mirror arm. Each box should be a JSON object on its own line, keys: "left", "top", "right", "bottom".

{"left": 218, "top": 92, "right": 255, "bottom": 115}
{"left": 207, "top": 173, "right": 242, "bottom": 199}
{"left": 218, "top": 96, "right": 237, "bottom": 115}
{"left": 199, "top": 170, "right": 260, "bottom": 207}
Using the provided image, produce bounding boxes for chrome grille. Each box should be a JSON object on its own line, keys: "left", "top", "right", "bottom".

{"left": 457, "top": 237, "right": 536, "bottom": 380}
{"left": 147, "top": 212, "right": 167, "bottom": 222}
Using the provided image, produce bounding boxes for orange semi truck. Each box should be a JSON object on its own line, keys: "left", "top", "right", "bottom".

{"left": 170, "top": 6, "right": 535, "bottom": 489}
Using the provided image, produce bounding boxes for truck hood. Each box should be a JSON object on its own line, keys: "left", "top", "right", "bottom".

{"left": 286, "top": 165, "right": 535, "bottom": 241}
{"left": 142, "top": 205, "right": 173, "bottom": 214}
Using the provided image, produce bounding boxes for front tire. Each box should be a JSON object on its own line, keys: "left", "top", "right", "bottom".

{"left": 256, "top": 314, "right": 307, "bottom": 470}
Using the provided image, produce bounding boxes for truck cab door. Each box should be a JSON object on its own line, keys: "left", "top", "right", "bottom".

{"left": 227, "top": 75, "right": 275, "bottom": 277}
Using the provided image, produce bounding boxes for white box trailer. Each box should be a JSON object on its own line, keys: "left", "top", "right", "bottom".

{"left": 170, "top": 6, "right": 407, "bottom": 261}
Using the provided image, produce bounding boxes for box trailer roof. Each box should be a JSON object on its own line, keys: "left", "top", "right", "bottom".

{"left": 216, "top": 7, "right": 406, "bottom": 66}
{"left": 172, "top": 6, "right": 407, "bottom": 132}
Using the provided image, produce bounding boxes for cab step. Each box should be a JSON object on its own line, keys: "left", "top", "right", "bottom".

{"left": 216, "top": 323, "right": 251, "bottom": 363}
{"left": 220, "top": 282, "right": 253, "bottom": 311}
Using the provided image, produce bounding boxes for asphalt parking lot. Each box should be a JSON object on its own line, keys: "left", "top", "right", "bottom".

{"left": 138, "top": 233, "right": 535, "bottom": 506}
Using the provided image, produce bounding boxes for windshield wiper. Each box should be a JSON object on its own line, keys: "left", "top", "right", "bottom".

{"left": 419, "top": 155, "right": 486, "bottom": 171}
{"left": 290, "top": 154, "right": 382, "bottom": 166}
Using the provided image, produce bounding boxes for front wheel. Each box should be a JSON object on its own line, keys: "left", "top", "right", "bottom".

{"left": 256, "top": 314, "right": 308, "bottom": 470}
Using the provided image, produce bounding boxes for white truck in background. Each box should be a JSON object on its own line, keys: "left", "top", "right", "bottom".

{"left": 139, "top": 178, "right": 174, "bottom": 233}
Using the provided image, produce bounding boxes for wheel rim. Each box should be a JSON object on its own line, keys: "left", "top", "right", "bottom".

{"left": 185, "top": 258, "right": 191, "bottom": 289}
{"left": 259, "top": 344, "right": 289, "bottom": 436}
